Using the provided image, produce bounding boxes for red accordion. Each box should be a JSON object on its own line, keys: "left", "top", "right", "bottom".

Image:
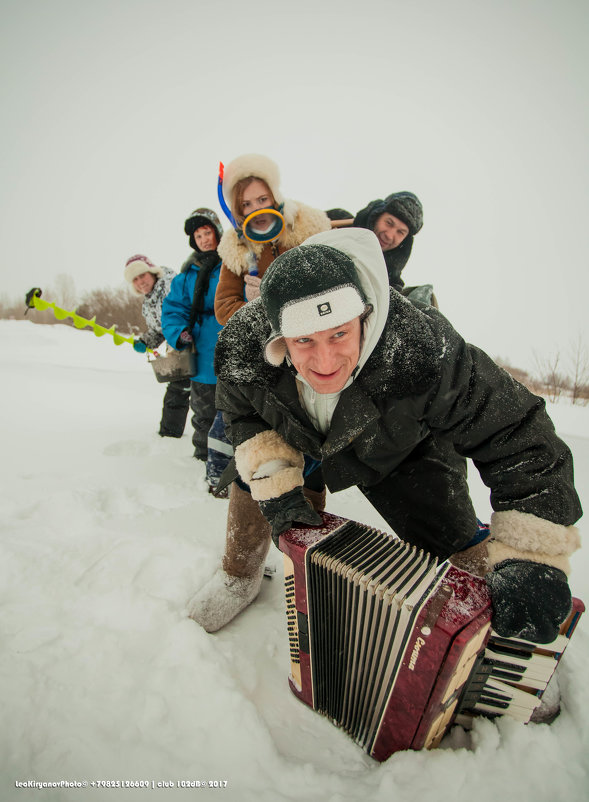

{"left": 279, "top": 512, "right": 584, "bottom": 762}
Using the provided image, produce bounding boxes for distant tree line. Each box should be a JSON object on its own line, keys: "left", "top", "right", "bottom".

{"left": 495, "top": 340, "right": 589, "bottom": 405}
{"left": 1, "top": 274, "right": 588, "bottom": 405}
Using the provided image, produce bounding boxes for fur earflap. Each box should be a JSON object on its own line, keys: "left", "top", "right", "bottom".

{"left": 488, "top": 510, "right": 581, "bottom": 575}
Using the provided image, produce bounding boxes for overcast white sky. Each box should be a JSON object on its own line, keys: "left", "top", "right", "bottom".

{"left": 1, "top": 0, "right": 587, "bottom": 368}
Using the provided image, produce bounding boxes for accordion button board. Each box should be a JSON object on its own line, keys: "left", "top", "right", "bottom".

{"left": 279, "top": 512, "right": 584, "bottom": 762}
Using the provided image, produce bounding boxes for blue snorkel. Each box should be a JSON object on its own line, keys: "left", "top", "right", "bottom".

{"left": 217, "top": 162, "right": 237, "bottom": 229}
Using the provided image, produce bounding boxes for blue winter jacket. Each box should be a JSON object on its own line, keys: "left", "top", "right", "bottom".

{"left": 161, "top": 258, "right": 223, "bottom": 384}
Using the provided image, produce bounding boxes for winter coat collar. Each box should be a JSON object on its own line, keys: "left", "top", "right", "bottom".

{"left": 359, "top": 289, "right": 441, "bottom": 398}
{"left": 180, "top": 250, "right": 221, "bottom": 274}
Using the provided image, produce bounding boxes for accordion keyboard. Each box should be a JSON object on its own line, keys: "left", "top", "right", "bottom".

{"left": 456, "top": 601, "right": 584, "bottom": 724}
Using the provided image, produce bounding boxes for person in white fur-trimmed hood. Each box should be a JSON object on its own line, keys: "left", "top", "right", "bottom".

{"left": 188, "top": 228, "right": 582, "bottom": 646}
{"left": 214, "top": 153, "right": 331, "bottom": 325}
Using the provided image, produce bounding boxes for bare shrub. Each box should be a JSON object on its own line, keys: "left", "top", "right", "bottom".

{"left": 52, "top": 273, "right": 77, "bottom": 310}
{"left": 531, "top": 351, "right": 568, "bottom": 403}
{"left": 569, "top": 336, "right": 589, "bottom": 406}
{"left": 76, "top": 286, "right": 144, "bottom": 334}
{"left": 0, "top": 292, "right": 28, "bottom": 321}
{"left": 496, "top": 355, "right": 572, "bottom": 401}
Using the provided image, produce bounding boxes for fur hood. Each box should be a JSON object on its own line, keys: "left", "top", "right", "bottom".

{"left": 222, "top": 153, "right": 284, "bottom": 207}
{"left": 217, "top": 200, "right": 330, "bottom": 277}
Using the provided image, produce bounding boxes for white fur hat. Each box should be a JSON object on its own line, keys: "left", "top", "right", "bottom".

{"left": 124, "top": 254, "right": 163, "bottom": 295}
{"left": 222, "top": 153, "right": 284, "bottom": 211}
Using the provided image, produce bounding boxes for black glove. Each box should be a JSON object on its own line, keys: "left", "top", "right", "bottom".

{"left": 485, "top": 559, "right": 572, "bottom": 643}
{"left": 258, "top": 486, "right": 323, "bottom": 547}
{"left": 25, "top": 287, "right": 42, "bottom": 313}
{"left": 177, "top": 328, "right": 193, "bottom": 348}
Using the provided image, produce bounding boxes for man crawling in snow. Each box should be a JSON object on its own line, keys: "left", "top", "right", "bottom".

{"left": 188, "top": 228, "right": 582, "bottom": 655}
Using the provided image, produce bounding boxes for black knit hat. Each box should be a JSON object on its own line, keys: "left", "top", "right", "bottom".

{"left": 381, "top": 192, "right": 423, "bottom": 235}
{"left": 355, "top": 192, "right": 423, "bottom": 237}
{"left": 261, "top": 243, "right": 368, "bottom": 366}
{"left": 184, "top": 208, "right": 223, "bottom": 251}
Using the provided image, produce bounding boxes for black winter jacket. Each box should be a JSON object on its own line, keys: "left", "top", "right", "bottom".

{"left": 214, "top": 289, "right": 581, "bottom": 529}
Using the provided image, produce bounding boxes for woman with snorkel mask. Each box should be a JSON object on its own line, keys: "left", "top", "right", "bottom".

{"left": 186, "top": 155, "right": 330, "bottom": 632}
{"left": 214, "top": 153, "right": 331, "bottom": 324}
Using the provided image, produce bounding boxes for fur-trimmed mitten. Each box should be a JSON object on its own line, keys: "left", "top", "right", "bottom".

{"left": 485, "top": 510, "right": 580, "bottom": 643}
{"left": 234, "top": 430, "right": 322, "bottom": 543}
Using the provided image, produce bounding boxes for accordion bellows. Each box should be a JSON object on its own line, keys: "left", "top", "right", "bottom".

{"left": 279, "top": 513, "right": 584, "bottom": 762}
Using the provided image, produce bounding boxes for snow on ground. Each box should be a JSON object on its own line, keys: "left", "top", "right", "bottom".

{"left": 1, "top": 319, "right": 588, "bottom": 802}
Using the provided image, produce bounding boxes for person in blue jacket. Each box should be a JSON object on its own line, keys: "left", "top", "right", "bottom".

{"left": 162, "top": 208, "right": 230, "bottom": 493}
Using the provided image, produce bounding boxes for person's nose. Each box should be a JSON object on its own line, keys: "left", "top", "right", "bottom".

{"left": 313, "top": 343, "right": 338, "bottom": 374}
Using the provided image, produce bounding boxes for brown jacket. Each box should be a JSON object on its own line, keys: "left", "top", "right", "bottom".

{"left": 214, "top": 199, "right": 330, "bottom": 324}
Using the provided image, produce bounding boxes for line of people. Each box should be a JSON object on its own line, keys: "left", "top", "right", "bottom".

{"left": 120, "top": 151, "right": 582, "bottom": 728}
{"left": 123, "top": 153, "right": 430, "bottom": 497}
{"left": 188, "top": 225, "right": 581, "bottom": 663}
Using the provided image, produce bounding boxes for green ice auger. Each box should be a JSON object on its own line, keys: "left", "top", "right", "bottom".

{"left": 24, "top": 288, "right": 154, "bottom": 353}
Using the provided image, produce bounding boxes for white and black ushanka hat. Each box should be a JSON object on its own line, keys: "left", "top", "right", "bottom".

{"left": 261, "top": 243, "right": 370, "bottom": 366}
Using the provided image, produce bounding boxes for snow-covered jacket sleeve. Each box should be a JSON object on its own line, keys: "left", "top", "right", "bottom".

{"left": 161, "top": 270, "right": 201, "bottom": 350}
{"left": 421, "top": 312, "right": 582, "bottom": 529}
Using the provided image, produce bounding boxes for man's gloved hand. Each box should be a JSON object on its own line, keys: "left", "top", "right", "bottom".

{"left": 133, "top": 339, "right": 147, "bottom": 353}
{"left": 485, "top": 558, "right": 572, "bottom": 643}
{"left": 177, "top": 328, "right": 193, "bottom": 348}
{"left": 244, "top": 274, "right": 261, "bottom": 302}
{"left": 258, "top": 486, "right": 323, "bottom": 547}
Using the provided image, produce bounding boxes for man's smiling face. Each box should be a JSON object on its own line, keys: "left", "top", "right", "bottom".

{"left": 284, "top": 316, "right": 362, "bottom": 394}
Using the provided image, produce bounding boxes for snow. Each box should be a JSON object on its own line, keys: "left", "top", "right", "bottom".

{"left": 1, "top": 319, "right": 588, "bottom": 802}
